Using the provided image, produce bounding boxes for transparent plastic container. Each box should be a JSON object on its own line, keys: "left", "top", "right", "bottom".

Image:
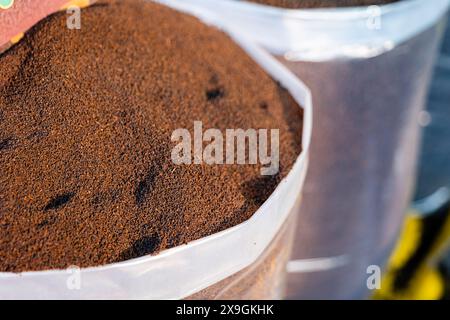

{"left": 156, "top": 0, "right": 450, "bottom": 299}
{"left": 0, "top": 15, "right": 312, "bottom": 298}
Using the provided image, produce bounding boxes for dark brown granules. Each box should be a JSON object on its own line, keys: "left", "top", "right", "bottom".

{"left": 0, "top": 0, "right": 303, "bottom": 272}
{"left": 246, "top": 0, "right": 399, "bottom": 9}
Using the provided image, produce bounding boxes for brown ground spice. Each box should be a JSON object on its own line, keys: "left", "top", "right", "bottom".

{"left": 0, "top": 0, "right": 303, "bottom": 272}
{"left": 246, "top": 0, "right": 399, "bottom": 9}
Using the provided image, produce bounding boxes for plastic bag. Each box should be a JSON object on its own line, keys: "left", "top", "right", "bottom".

{"left": 0, "top": 14, "right": 312, "bottom": 298}
{"left": 155, "top": 0, "right": 449, "bottom": 61}
{"left": 156, "top": 0, "right": 450, "bottom": 299}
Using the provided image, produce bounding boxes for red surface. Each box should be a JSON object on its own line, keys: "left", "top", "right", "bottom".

{"left": 0, "top": 0, "right": 69, "bottom": 47}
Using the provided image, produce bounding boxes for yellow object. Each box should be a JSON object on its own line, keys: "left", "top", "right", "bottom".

{"left": 375, "top": 258, "right": 444, "bottom": 300}
{"left": 61, "top": 0, "right": 91, "bottom": 10}
{"left": 388, "top": 213, "right": 422, "bottom": 270}
{"left": 10, "top": 33, "right": 24, "bottom": 44}
{"left": 374, "top": 205, "right": 450, "bottom": 300}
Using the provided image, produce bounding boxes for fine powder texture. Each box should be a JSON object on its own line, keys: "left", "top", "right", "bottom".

{"left": 0, "top": 0, "right": 303, "bottom": 272}
{"left": 246, "top": 0, "right": 399, "bottom": 9}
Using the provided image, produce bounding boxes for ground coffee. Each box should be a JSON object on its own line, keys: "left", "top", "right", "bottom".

{"left": 247, "top": 0, "right": 399, "bottom": 9}
{"left": 0, "top": 0, "right": 303, "bottom": 272}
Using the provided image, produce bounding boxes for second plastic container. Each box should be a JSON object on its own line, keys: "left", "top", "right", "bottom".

{"left": 156, "top": 0, "right": 450, "bottom": 299}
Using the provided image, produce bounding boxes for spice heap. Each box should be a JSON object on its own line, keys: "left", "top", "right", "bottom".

{"left": 247, "top": 0, "right": 399, "bottom": 9}
{"left": 0, "top": 0, "right": 303, "bottom": 272}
